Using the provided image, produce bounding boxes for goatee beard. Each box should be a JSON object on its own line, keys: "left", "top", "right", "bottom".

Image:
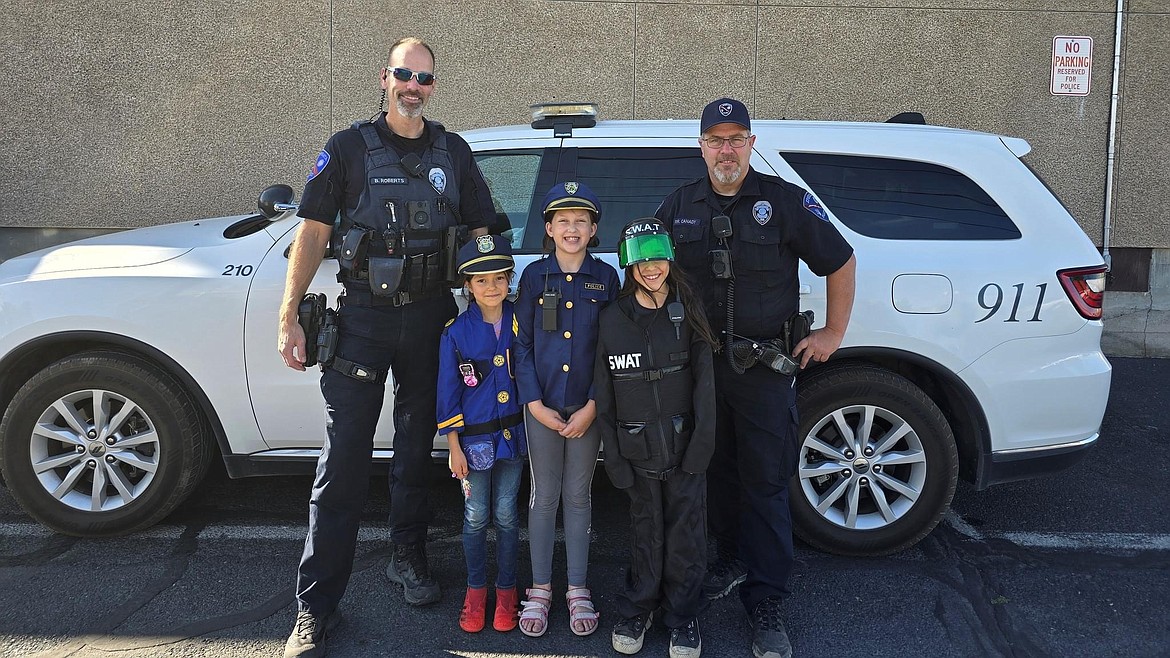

{"left": 395, "top": 98, "right": 423, "bottom": 119}
{"left": 713, "top": 163, "right": 742, "bottom": 185}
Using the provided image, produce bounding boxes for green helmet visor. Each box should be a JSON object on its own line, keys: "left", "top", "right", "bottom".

{"left": 619, "top": 232, "right": 675, "bottom": 268}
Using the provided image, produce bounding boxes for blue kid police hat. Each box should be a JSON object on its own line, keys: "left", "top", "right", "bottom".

{"left": 541, "top": 181, "right": 601, "bottom": 222}
{"left": 457, "top": 234, "right": 515, "bottom": 275}
{"left": 700, "top": 97, "right": 751, "bottom": 134}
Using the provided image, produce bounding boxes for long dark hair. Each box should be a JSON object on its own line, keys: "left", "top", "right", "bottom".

{"left": 620, "top": 262, "right": 720, "bottom": 349}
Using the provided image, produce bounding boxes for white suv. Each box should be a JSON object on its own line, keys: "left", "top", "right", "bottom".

{"left": 0, "top": 106, "right": 1110, "bottom": 556}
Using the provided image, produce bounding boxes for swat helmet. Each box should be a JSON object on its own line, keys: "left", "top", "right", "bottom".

{"left": 618, "top": 217, "right": 675, "bottom": 268}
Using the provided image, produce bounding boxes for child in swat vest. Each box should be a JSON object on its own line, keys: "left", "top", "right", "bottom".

{"left": 594, "top": 217, "right": 719, "bottom": 658}
{"left": 437, "top": 234, "right": 527, "bottom": 633}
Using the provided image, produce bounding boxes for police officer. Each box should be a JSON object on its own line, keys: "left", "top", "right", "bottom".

{"left": 277, "top": 37, "right": 492, "bottom": 658}
{"left": 594, "top": 218, "right": 718, "bottom": 657}
{"left": 655, "top": 98, "right": 856, "bottom": 658}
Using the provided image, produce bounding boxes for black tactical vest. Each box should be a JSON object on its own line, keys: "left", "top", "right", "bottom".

{"left": 334, "top": 119, "right": 461, "bottom": 296}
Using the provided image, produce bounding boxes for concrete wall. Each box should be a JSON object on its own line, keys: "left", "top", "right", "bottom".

{"left": 0, "top": 1, "right": 1164, "bottom": 253}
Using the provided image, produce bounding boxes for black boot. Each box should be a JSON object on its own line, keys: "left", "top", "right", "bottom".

{"left": 385, "top": 542, "right": 440, "bottom": 605}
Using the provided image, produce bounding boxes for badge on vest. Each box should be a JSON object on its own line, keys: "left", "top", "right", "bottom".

{"left": 428, "top": 167, "right": 447, "bottom": 194}
{"left": 371, "top": 176, "right": 407, "bottom": 185}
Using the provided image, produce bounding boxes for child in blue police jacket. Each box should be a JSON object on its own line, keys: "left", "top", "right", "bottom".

{"left": 437, "top": 234, "right": 528, "bottom": 634}
{"left": 514, "top": 181, "right": 621, "bottom": 638}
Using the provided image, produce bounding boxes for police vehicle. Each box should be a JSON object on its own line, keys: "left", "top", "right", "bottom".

{"left": 0, "top": 103, "right": 1110, "bottom": 557}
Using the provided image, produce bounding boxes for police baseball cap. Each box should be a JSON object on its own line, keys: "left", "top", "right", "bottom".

{"left": 700, "top": 97, "right": 751, "bottom": 134}
{"left": 618, "top": 217, "right": 675, "bottom": 268}
{"left": 541, "top": 181, "right": 601, "bottom": 222}
{"left": 457, "top": 234, "right": 515, "bottom": 275}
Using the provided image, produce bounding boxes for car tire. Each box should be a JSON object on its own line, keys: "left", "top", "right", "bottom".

{"left": 790, "top": 363, "right": 958, "bottom": 556}
{"left": 0, "top": 351, "right": 210, "bottom": 536}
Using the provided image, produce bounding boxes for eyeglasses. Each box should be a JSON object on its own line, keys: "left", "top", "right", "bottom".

{"left": 389, "top": 67, "right": 435, "bottom": 86}
{"left": 700, "top": 135, "right": 750, "bottom": 149}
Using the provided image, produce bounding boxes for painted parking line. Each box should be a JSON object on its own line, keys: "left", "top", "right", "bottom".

{"left": 0, "top": 521, "right": 561, "bottom": 543}
{"left": 996, "top": 531, "right": 1170, "bottom": 551}
{"left": 3, "top": 518, "right": 1169, "bottom": 552}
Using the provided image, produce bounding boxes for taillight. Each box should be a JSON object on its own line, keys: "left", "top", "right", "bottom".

{"left": 1057, "top": 265, "right": 1107, "bottom": 320}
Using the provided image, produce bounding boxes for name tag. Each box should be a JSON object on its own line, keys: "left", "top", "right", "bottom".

{"left": 371, "top": 177, "right": 407, "bottom": 185}
{"left": 584, "top": 282, "right": 605, "bottom": 291}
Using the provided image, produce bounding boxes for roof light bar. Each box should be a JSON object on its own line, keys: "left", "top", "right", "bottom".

{"left": 530, "top": 103, "right": 598, "bottom": 137}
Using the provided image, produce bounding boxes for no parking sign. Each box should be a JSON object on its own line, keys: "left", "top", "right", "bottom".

{"left": 1051, "top": 36, "right": 1093, "bottom": 96}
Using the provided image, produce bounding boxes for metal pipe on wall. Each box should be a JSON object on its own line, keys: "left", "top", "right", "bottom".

{"left": 1102, "top": 0, "right": 1125, "bottom": 271}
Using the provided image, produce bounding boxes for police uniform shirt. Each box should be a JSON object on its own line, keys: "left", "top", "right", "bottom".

{"left": 514, "top": 253, "right": 621, "bottom": 413}
{"left": 656, "top": 168, "right": 853, "bottom": 339}
{"left": 436, "top": 300, "right": 526, "bottom": 460}
{"left": 297, "top": 113, "right": 493, "bottom": 233}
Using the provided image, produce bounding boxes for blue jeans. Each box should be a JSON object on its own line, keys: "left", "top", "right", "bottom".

{"left": 462, "top": 456, "right": 525, "bottom": 589}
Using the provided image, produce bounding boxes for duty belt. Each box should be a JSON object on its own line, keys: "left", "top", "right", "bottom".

{"left": 341, "top": 287, "right": 448, "bottom": 308}
{"left": 461, "top": 412, "right": 524, "bottom": 437}
{"left": 611, "top": 364, "right": 688, "bottom": 382}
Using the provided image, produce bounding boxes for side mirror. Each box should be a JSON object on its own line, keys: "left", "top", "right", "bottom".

{"left": 258, "top": 184, "right": 297, "bottom": 218}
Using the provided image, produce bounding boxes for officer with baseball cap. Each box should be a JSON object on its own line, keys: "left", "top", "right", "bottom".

{"left": 655, "top": 98, "right": 857, "bottom": 658}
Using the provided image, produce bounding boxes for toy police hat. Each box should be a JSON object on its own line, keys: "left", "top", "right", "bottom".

{"left": 700, "top": 97, "right": 751, "bottom": 134}
{"left": 618, "top": 217, "right": 675, "bottom": 268}
{"left": 541, "top": 181, "right": 601, "bottom": 222}
{"left": 457, "top": 234, "right": 515, "bottom": 275}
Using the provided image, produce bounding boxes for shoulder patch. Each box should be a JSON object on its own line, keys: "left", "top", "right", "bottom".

{"left": 444, "top": 317, "right": 456, "bottom": 328}
{"left": 803, "top": 191, "right": 829, "bottom": 221}
{"left": 307, "top": 150, "right": 330, "bottom": 182}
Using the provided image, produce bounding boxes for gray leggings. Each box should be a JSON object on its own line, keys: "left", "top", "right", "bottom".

{"left": 525, "top": 411, "right": 601, "bottom": 586}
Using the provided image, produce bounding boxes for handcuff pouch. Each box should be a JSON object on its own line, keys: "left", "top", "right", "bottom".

{"left": 367, "top": 256, "right": 405, "bottom": 297}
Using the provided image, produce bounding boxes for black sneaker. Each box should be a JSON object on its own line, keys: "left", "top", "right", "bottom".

{"left": 701, "top": 554, "right": 747, "bottom": 600}
{"left": 283, "top": 609, "right": 340, "bottom": 658}
{"left": 750, "top": 597, "right": 792, "bottom": 658}
{"left": 611, "top": 611, "right": 652, "bottom": 655}
{"left": 385, "top": 543, "right": 440, "bottom": 606}
{"left": 669, "top": 618, "right": 702, "bottom": 658}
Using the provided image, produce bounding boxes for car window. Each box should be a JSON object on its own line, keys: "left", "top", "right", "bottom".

{"left": 782, "top": 152, "right": 1022, "bottom": 240}
{"left": 559, "top": 147, "right": 708, "bottom": 251}
{"left": 474, "top": 149, "right": 545, "bottom": 249}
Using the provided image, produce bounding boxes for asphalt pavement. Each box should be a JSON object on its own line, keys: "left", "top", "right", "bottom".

{"left": 0, "top": 357, "right": 1167, "bottom": 658}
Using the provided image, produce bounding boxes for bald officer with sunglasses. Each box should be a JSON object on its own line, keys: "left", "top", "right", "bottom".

{"left": 278, "top": 36, "right": 493, "bottom": 658}
{"left": 656, "top": 98, "right": 856, "bottom": 658}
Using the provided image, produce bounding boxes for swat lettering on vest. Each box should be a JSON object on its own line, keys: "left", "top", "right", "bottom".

{"left": 371, "top": 177, "right": 407, "bottom": 185}
{"left": 608, "top": 353, "right": 643, "bottom": 370}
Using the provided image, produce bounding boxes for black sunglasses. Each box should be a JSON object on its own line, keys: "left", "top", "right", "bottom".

{"left": 390, "top": 67, "right": 435, "bottom": 86}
